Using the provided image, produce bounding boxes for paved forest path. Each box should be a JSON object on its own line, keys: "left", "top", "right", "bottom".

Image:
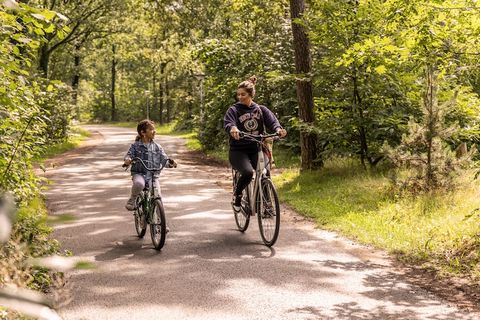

{"left": 43, "top": 125, "right": 478, "bottom": 320}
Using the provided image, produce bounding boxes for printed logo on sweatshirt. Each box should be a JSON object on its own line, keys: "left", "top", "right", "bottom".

{"left": 244, "top": 118, "right": 259, "bottom": 131}
{"left": 239, "top": 112, "right": 260, "bottom": 122}
{"left": 239, "top": 109, "right": 261, "bottom": 131}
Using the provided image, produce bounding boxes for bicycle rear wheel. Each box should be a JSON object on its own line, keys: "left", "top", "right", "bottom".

{"left": 257, "top": 178, "right": 280, "bottom": 247}
{"left": 150, "top": 199, "right": 167, "bottom": 250}
{"left": 233, "top": 171, "right": 250, "bottom": 232}
{"left": 134, "top": 196, "right": 146, "bottom": 238}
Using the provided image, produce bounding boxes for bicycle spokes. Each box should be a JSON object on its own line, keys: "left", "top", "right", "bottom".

{"left": 150, "top": 199, "right": 166, "bottom": 250}
{"left": 134, "top": 197, "right": 147, "bottom": 238}
{"left": 258, "top": 179, "right": 280, "bottom": 247}
{"left": 233, "top": 174, "right": 251, "bottom": 232}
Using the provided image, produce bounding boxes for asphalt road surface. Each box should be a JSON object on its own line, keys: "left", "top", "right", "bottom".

{"left": 43, "top": 125, "right": 478, "bottom": 320}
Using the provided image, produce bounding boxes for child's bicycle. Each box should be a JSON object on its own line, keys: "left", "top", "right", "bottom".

{"left": 232, "top": 132, "right": 281, "bottom": 247}
{"left": 123, "top": 157, "right": 175, "bottom": 250}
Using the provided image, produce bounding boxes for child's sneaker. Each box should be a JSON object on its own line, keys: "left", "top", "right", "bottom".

{"left": 125, "top": 196, "right": 136, "bottom": 211}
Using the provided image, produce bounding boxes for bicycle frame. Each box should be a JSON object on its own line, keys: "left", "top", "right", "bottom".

{"left": 245, "top": 146, "right": 268, "bottom": 216}
{"left": 239, "top": 133, "right": 276, "bottom": 216}
{"left": 139, "top": 179, "right": 160, "bottom": 223}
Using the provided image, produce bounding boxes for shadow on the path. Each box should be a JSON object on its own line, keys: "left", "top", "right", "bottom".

{"left": 44, "top": 127, "right": 474, "bottom": 320}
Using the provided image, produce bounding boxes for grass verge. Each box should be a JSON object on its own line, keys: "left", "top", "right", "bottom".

{"left": 34, "top": 126, "right": 91, "bottom": 161}
{"left": 273, "top": 161, "right": 480, "bottom": 281}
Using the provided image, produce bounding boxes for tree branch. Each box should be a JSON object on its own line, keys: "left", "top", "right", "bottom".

{"left": 47, "top": 2, "right": 109, "bottom": 54}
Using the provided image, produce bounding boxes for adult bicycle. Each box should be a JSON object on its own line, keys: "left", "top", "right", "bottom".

{"left": 123, "top": 157, "right": 175, "bottom": 250}
{"left": 232, "top": 132, "right": 281, "bottom": 247}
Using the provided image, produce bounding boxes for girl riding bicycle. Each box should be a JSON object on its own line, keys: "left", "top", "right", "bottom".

{"left": 223, "top": 76, "right": 287, "bottom": 212}
{"left": 124, "top": 119, "right": 176, "bottom": 211}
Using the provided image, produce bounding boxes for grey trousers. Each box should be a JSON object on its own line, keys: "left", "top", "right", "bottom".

{"left": 130, "top": 174, "right": 161, "bottom": 198}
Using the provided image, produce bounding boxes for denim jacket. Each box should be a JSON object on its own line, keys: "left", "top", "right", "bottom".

{"left": 124, "top": 140, "right": 168, "bottom": 177}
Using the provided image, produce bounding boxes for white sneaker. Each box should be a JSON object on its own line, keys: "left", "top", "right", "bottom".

{"left": 125, "top": 197, "right": 136, "bottom": 211}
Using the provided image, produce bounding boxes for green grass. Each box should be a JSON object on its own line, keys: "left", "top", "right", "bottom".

{"left": 177, "top": 132, "right": 202, "bottom": 150}
{"left": 34, "top": 126, "right": 91, "bottom": 161}
{"left": 272, "top": 146, "right": 301, "bottom": 168}
{"left": 274, "top": 161, "right": 480, "bottom": 280}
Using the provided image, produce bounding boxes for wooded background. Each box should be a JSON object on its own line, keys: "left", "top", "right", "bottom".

{"left": 2, "top": 0, "right": 480, "bottom": 197}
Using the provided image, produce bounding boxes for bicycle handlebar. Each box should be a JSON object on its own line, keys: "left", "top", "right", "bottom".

{"left": 122, "top": 157, "right": 176, "bottom": 171}
{"left": 239, "top": 131, "right": 280, "bottom": 142}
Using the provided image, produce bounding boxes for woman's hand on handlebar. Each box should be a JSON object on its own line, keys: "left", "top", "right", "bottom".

{"left": 276, "top": 128, "right": 287, "bottom": 138}
{"left": 230, "top": 126, "right": 240, "bottom": 140}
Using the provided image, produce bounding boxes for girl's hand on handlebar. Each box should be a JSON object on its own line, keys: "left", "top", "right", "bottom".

{"left": 276, "top": 128, "right": 287, "bottom": 138}
{"left": 167, "top": 159, "right": 177, "bottom": 168}
{"left": 230, "top": 126, "right": 240, "bottom": 140}
{"left": 124, "top": 158, "right": 132, "bottom": 166}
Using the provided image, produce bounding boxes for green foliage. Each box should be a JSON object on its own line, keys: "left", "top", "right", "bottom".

{"left": 1, "top": 197, "right": 60, "bottom": 292}
{"left": 307, "top": 0, "right": 417, "bottom": 165}
{"left": 193, "top": 0, "right": 296, "bottom": 151}
{"left": 304, "top": 0, "right": 480, "bottom": 171}
{"left": 44, "top": 0, "right": 480, "bottom": 186}
{"left": 377, "top": 0, "right": 480, "bottom": 193}
{"left": 1, "top": 1, "right": 74, "bottom": 202}
{"left": 34, "top": 126, "right": 90, "bottom": 161}
{"left": 38, "top": 81, "right": 75, "bottom": 142}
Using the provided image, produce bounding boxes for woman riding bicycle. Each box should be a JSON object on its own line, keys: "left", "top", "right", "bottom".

{"left": 223, "top": 75, "right": 287, "bottom": 212}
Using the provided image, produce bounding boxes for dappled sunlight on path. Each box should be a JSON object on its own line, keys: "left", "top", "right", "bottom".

{"left": 42, "top": 125, "right": 478, "bottom": 320}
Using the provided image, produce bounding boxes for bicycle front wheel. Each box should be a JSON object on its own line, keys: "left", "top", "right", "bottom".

{"left": 134, "top": 197, "right": 146, "bottom": 238}
{"left": 150, "top": 199, "right": 167, "bottom": 250}
{"left": 257, "top": 178, "right": 280, "bottom": 247}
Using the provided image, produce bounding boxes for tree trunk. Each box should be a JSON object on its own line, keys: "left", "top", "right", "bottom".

{"left": 153, "top": 73, "right": 158, "bottom": 122}
{"left": 166, "top": 73, "right": 171, "bottom": 122}
{"left": 72, "top": 43, "right": 81, "bottom": 119}
{"left": 352, "top": 73, "right": 369, "bottom": 169}
{"left": 38, "top": 44, "right": 50, "bottom": 77}
{"left": 159, "top": 63, "right": 165, "bottom": 124}
{"left": 424, "top": 64, "right": 438, "bottom": 189}
{"left": 289, "top": 0, "right": 319, "bottom": 170}
{"left": 110, "top": 44, "right": 117, "bottom": 122}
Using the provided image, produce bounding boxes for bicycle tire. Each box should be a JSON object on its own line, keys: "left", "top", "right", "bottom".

{"left": 257, "top": 178, "right": 280, "bottom": 247}
{"left": 134, "top": 196, "right": 146, "bottom": 238}
{"left": 150, "top": 199, "right": 167, "bottom": 250}
{"left": 233, "top": 171, "right": 250, "bottom": 232}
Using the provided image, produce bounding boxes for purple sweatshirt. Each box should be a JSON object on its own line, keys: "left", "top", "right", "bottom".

{"left": 223, "top": 102, "right": 282, "bottom": 151}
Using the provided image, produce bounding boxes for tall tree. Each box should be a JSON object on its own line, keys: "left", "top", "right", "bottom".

{"left": 33, "top": 0, "right": 117, "bottom": 77}
{"left": 111, "top": 44, "right": 117, "bottom": 121}
{"left": 289, "top": 0, "right": 319, "bottom": 170}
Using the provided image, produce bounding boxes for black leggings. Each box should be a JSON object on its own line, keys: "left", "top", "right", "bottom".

{"left": 229, "top": 149, "right": 258, "bottom": 197}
